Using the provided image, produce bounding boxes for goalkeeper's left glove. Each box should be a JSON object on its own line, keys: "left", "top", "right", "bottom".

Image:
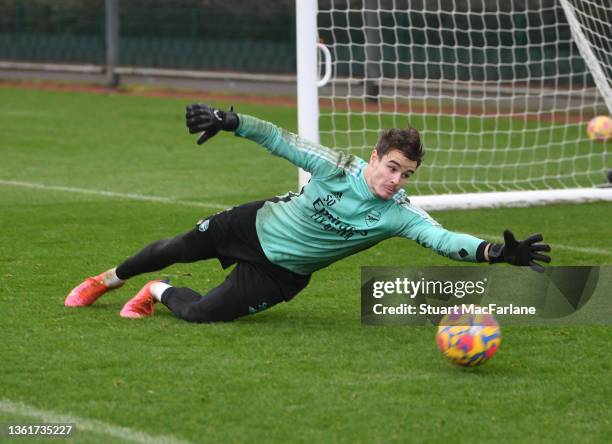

{"left": 185, "top": 104, "right": 240, "bottom": 145}
{"left": 487, "top": 229, "right": 551, "bottom": 273}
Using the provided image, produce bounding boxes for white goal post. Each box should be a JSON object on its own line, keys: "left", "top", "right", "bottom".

{"left": 296, "top": 0, "right": 612, "bottom": 210}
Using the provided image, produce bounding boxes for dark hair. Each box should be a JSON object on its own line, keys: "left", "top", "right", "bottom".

{"left": 375, "top": 127, "right": 424, "bottom": 167}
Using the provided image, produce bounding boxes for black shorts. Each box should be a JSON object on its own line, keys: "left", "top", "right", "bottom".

{"left": 176, "top": 199, "right": 311, "bottom": 318}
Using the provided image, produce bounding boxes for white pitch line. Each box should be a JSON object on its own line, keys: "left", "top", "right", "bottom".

{"left": 0, "top": 399, "right": 193, "bottom": 444}
{"left": 0, "top": 179, "right": 230, "bottom": 210}
{"left": 476, "top": 233, "right": 611, "bottom": 257}
{"left": 2, "top": 179, "right": 609, "bottom": 256}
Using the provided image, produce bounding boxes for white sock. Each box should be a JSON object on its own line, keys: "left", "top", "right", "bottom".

{"left": 150, "top": 282, "right": 172, "bottom": 302}
{"left": 102, "top": 268, "right": 124, "bottom": 288}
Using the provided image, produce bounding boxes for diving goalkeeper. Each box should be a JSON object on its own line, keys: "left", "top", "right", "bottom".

{"left": 65, "top": 104, "right": 551, "bottom": 321}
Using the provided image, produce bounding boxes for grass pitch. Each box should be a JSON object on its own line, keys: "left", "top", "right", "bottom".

{"left": 0, "top": 85, "right": 611, "bottom": 443}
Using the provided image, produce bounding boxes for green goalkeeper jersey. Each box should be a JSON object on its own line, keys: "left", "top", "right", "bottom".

{"left": 235, "top": 114, "right": 486, "bottom": 275}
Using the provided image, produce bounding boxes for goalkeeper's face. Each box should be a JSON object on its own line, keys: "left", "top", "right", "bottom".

{"left": 365, "top": 149, "right": 418, "bottom": 200}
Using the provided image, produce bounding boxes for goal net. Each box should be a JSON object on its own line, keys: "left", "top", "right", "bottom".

{"left": 305, "top": 0, "right": 612, "bottom": 208}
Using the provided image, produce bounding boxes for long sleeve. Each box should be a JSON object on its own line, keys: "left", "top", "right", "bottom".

{"left": 396, "top": 202, "right": 487, "bottom": 262}
{"left": 235, "top": 114, "right": 358, "bottom": 177}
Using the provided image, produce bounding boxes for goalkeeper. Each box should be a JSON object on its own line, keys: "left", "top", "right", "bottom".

{"left": 65, "top": 104, "right": 551, "bottom": 321}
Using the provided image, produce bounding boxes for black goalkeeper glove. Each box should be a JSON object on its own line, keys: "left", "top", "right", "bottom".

{"left": 487, "top": 229, "right": 551, "bottom": 273}
{"left": 185, "top": 104, "right": 240, "bottom": 145}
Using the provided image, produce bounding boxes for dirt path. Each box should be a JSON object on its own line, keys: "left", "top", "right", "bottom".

{"left": 0, "top": 79, "right": 586, "bottom": 123}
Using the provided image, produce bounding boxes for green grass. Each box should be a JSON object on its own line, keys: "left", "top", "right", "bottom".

{"left": 1, "top": 86, "right": 611, "bottom": 443}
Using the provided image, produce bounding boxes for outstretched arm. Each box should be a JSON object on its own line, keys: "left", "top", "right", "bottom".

{"left": 399, "top": 205, "right": 551, "bottom": 271}
{"left": 185, "top": 103, "right": 352, "bottom": 176}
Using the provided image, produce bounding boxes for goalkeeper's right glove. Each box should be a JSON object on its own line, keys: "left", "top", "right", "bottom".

{"left": 487, "top": 229, "right": 551, "bottom": 273}
{"left": 185, "top": 104, "right": 240, "bottom": 145}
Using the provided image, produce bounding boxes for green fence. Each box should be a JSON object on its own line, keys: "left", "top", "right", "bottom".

{"left": 0, "top": 0, "right": 591, "bottom": 83}
{"left": 0, "top": 32, "right": 296, "bottom": 72}
{"left": 0, "top": 0, "right": 297, "bottom": 73}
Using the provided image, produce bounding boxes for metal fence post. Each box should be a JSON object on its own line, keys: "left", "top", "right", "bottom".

{"left": 364, "top": 0, "right": 381, "bottom": 102}
{"left": 105, "top": 0, "right": 119, "bottom": 87}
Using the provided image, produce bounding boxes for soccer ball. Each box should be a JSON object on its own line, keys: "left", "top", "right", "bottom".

{"left": 587, "top": 116, "right": 612, "bottom": 142}
{"left": 436, "top": 308, "right": 501, "bottom": 367}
